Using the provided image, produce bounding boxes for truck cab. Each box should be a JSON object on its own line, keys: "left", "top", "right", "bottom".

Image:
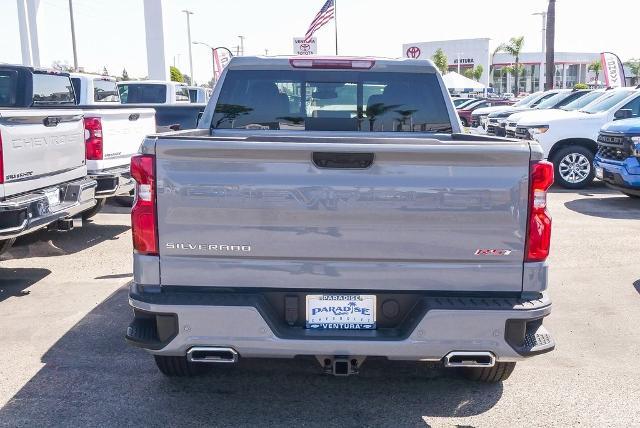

{"left": 594, "top": 118, "right": 640, "bottom": 198}
{"left": 0, "top": 65, "right": 97, "bottom": 255}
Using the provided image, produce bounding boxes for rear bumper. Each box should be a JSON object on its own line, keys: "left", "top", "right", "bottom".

{"left": 0, "top": 177, "right": 97, "bottom": 239}
{"left": 89, "top": 166, "right": 134, "bottom": 198}
{"left": 127, "top": 283, "right": 554, "bottom": 362}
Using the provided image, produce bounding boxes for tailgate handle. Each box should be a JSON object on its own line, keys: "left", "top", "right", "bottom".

{"left": 312, "top": 152, "right": 374, "bottom": 169}
{"left": 129, "top": 113, "right": 140, "bottom": 121}
{"left": 43, "top": 116, "right": 61, "bottom": 127}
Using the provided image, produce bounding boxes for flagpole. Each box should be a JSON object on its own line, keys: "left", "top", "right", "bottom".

{"left": 334, "top": 0, "right": 338, "bottom": 55}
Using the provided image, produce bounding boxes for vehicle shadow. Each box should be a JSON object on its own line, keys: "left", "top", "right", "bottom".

{"left": 0, "top": 222, "right": 130, "bottom": 261}
{"left": 564, "top": 195, "right": 640, "bottom": 220}
{"left": 0, "top": 267, "right": 51, "bottom": 303}
{"left": 0, "top": 287, "right": 503, "bottom": 427}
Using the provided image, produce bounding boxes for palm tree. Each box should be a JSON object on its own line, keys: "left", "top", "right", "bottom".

{"left": 588, "top": 61, "right": 602, "bottom": 87}
{"left": 545, "top": 0, "right": 556, "bottom": 90}
{"left": 503, "top": 36, "right": 525, "bottom": 95}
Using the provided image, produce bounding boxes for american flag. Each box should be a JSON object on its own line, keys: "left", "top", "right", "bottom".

{"left": 304, "top": 0, "right": 335, "bottom": 42}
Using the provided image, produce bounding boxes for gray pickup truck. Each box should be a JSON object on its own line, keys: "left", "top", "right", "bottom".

{"left": 126, "top": 56, "right": 555, "bottom": 383}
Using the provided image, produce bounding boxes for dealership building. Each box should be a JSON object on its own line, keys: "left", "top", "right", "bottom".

{"left": 402, "top": 38, "right": 603, "bottom": 94}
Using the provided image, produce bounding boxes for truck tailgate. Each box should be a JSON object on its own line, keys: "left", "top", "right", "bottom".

{"left": 0, "top": 109, "right": 86, "bottom": 198}
{"left": 155, "top": 135, "right": 532, "bottom": 292}
{"left": 88, "top": 108, "right": 156, "bottom": 170}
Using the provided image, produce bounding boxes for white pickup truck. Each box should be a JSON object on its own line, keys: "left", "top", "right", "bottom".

{"left": 0, "top": 66, "right": 97, "bottom": 255}
{"left": 117, "top": 81, "right": 191, "bottom": 105}
{"left": 70, "top": 73, "right": 155, "bottom": 214}
{"left": 517, "top": 88, "right": 640, "bottom": 188}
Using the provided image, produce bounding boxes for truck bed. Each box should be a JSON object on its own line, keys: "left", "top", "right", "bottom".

{"left": 147, "top": 130, "right": 537, "bottom": 293}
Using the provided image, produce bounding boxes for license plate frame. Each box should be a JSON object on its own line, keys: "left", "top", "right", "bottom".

{"left": 305, "top": 294, "right": 376, "bottom": 330}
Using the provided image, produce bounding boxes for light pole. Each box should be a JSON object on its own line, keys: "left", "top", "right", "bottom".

{"left": 238, "top": 35, "right": 245, "bottom": 56}
{"left": 182, "top": 9, "right": 194, "bottom": 84}
{"left": 533, "top": 11, "right": 547, "bottom": 92}
{"left": 68, "top": 0, "right": 78, "bottom": 71}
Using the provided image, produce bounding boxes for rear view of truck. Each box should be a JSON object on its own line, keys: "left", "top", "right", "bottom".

{"left": 0, "top": 66, "right": 97, "bottom": 255}
{"left": 126, "top": 57, "right": 555, "bottom": 383}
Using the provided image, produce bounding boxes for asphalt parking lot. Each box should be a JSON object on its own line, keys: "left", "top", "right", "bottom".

{"left": 0, "top": 185, "right": 639, "bottom": 427}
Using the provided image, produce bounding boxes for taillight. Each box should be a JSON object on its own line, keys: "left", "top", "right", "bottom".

{"left": 0, "top": 131, "right": 4, "bottom": 184}
{"left": 131, "top": 154, "right": 158, "bottom": 255}
{"left": 289, "top": 58, "right": 375, "bottom": 69}
{"left": 84, "top": 117, "right": 103, "bottom": 160}
{"left": 525, "top": 161, "right": 554, "bottom": 262}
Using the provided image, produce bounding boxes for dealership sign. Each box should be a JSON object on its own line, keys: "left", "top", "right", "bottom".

{"left": 293, "top": 38, "right": 317, "bottom": 55}
{"left": 601, "top": 52, "right": 626, "bottom": 88}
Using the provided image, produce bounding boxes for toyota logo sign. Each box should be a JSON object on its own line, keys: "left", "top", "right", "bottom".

{"left": 406, "top": 46, "right": 421, "bottom": 59}
{"left": 300, "top": 44, "right": 311, "bottom": 52}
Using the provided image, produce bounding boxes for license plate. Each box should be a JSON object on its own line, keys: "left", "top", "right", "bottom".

{"left": 44, "top": 188, "right": 61, "bottom": 207}
{"left": 595, "top": 166, "right": 603, "bottom": 180}
{"left": 306, "top": 295, "right": 376, "bottom": 330}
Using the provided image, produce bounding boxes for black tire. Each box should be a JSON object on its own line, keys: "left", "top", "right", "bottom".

{"left": 82, "top": 198, "right": 107, "bottom": 220}
{"left": 154, "top": 355, "right": 205, "bottom": 377}
{"left": 622, "top": 192, "right": 640, "bottom": 199}
{"left": 460, "top": 118, "right": 468, "bottom": 127}
{"left": 0, "top": 238, "right": 16, "bottom": 256}
{"left": 552, "top": 146, "right": 595, "bottom": 189}
{"left": 461, "top": 362, "right": 516, "bottom": 383}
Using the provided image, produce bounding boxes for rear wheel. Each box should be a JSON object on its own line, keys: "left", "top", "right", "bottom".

{"left": 552, "top": 146, "right": 595, "bottom": 189}
{"left": 82, "top": 198, "right": 106, "bottom": 220}
{"left": 461, "top": 362, "right": 516, "bottom": 383}
{"left": 0, "top": 238, "right": 16, "bottom": 256}
{"left": 154, "top": 355, "right": 205, "bottom": 377}
{"left": 460, "top": 118, "right": 468, "bottom": 127}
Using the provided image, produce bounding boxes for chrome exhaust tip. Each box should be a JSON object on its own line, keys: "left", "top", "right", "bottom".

{"left": 186, "top": 347, "right": 239, "bottom": 364}
{"left": 443, "top": 351, "right": 496, "bottom": 368}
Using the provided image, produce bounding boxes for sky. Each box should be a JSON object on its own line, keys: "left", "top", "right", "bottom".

{"left": 1, "top": 0, "right": 638, "bottom": 84}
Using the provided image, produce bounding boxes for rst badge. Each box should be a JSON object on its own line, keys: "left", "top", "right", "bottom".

{"left": 475, "top": 249, "right": 513, "bottom": 256}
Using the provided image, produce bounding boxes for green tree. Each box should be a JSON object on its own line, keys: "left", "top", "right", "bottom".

{"left": 431, "top": 48, "right": 448, "bottom": 75}
{"left": 588, "top": 60, "right": 602, "bottom": 86}
{"left": 574, "top": 83, "right": 589, "bottom": 89}
{"left": 121, "top": 68, "right": 129, "bottom": 81}
{"left": 102, "top": 66, "right": 109, "bottom": 76}
{"left": 462, "top": 65, "right": 483, "bottom": 82}
{"left": 502, "top": 36, "right": 525, "bottom": 95}
{"left": 625, "top": 59, "right": 640, "bottom": 84}
{"left": 170, "top": 66, "right": 184, "bottom": 82}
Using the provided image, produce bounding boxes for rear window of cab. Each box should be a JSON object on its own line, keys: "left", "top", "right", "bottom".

{"left": 212, "top": 69, "right": 452, "bottom": 132}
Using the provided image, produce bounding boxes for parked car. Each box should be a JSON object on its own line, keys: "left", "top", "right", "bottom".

{"left": 186, "top": 86, "right": 211, "bottom": 103}
{"left": 457, "top": 99, "right": 511, "bottom": 127}
{"left": 471, "top": 91, "right": 546, "bottom": 129}
{"left": 118, "top": 80, "right": 190, "bottom": 104}
{"left": 499, "top": 89, "right": 593, "bottom": 137}
{"left": 502, "top": 92, "right": 515, "bottom": 100}
{"left": 70, "top": 73, "right": 156, "bottom": 214}
{"left": 125, "top": 56, "right": 555, "bottom": 383}
{"left": 518, "top": 88, "right": 640, "bottom": 188}
{"left": 485, "top": 90, "right": 563, "bottom": 136}
{"left": 0, "top": 66, "right": 97, "bottom": 255}
{"left": 594, "top": 118, "right": 640, "bottom": 198}
{"left": 507, "top": 90, "right": 607, "bottom": 139}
